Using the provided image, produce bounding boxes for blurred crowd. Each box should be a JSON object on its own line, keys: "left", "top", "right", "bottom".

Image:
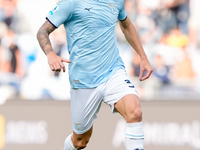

{"left": 0, "top": 0, "right": 200, "bottom": 103}
{"left": 118, "top": 0, "right": 200, "bottom": 100}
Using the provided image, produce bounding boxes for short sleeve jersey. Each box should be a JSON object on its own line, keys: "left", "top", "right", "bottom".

{"left": 47, "top": 0, "right": 127, "bottom": 89}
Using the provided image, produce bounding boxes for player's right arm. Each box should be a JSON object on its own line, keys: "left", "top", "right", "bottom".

{"left": 37, "top": 20, "right": 55, "bottom": 56}
{"left": 36, "top": 20, "right": 71, "bottom": 72}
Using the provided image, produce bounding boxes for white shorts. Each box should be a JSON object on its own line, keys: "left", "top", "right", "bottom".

{"left": 70, "top": 69, "right": 139, "bottom": 134}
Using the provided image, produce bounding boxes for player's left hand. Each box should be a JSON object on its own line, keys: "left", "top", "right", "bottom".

{"left": 139, "top": 58, "right": 153, "bottom": 81}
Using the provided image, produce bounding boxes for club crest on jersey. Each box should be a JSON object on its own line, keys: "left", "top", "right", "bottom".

{"left": 107, "top": 3, "right": 115, "bottom": 8}
{"left": 107, "top": 3, "right": 118, "bottom": 14}
{"left": 49, "top": 5, "right": 59, "bottom": 15}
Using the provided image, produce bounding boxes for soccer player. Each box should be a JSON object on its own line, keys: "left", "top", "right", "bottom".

{"left": 37, "top": 0, "right": 153, "bottom": 150}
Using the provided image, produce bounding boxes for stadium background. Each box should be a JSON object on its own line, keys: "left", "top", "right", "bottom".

{"left": 0, "top": 0, "right": 200, "bottom": 150}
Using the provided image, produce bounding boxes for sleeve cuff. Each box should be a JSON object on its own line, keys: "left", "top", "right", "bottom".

{"left": 46, "top": 17, "right": 58, "bottom": 28}
{"left": 119, "top": 16, "right": 127, "bottom": 21}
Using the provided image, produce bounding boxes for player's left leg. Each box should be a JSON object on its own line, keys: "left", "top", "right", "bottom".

{"left": 114, "top": 94, "right": 144, "bottom": 150}
{"left": 102, "top": 69, "right": 144, "bottom": 150}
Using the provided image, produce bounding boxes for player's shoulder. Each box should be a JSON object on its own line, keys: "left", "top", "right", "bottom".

{"left": 115, "top": 0, "right": 125, "bottom": 4}
{"left": 113, "top": 0, "right": 125, "bottom": 9}
{"left": 55, "top": 0, "right": 78, "bottom": 12}
{"left": 116, "top": 0, "right": 126, "bottom": 10}
{"left": 57, "top": 0, "right": 77, "bottom": 6}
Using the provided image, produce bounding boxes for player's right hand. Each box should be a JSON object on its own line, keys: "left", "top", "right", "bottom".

{"left": 47, "top": 51, "right": 71, "bottom": 72}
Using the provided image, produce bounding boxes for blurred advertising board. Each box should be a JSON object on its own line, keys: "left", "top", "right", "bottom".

{"left": 0, "top": 100, "right": 200, "bottom": 150}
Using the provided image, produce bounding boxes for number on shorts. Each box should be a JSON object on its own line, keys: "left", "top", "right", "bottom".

{"left": 125, "top": 79, "right": 135, "bottom": 88}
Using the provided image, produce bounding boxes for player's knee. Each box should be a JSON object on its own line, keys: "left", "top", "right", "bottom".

{"left": 126, "top": 108, "right": 142, "bottom": 123}
{"left": 75, "top": 143, "right": 86, "bottom": 149}
{"left": 75, "top": 142, "right": 87, "bottom": 149}
{"left": 74, "top": 137, "right": 90, "bottom": 149}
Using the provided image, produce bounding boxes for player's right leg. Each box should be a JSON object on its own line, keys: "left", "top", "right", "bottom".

{"left": 64, "top": 127, "right": 93, "bottom": 150}
{"left": 64, "top": 86, "right": 105, "bottom": 150}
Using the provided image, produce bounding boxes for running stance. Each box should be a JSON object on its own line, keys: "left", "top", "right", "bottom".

{"left": 37, "top": 0, "right": 153, "bottom": 149}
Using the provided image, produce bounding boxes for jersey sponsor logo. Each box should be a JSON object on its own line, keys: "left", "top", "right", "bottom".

{"left": 84, "top": 7, "right": 93, "bottom": 11}
{"left": 49, "top": 5, "right": 59, "bottom": 15}
{"left": 124, "top": 79, "right": 135, "bottom": 88}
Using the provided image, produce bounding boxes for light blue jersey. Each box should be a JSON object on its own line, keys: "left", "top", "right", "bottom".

{"left": 47, "top": 0, "right": 127, "bottom": 88}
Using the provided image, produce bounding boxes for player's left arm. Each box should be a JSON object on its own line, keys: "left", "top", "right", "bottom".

{"left": 119, "top": 17, "right": 153, "bottom": 81}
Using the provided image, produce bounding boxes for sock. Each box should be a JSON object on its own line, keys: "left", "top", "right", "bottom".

{"left": 125, "top": 122, "right": 144, "bottom": 150}
{"left": 64, "top": 133, "right": 77, "bottom": 150}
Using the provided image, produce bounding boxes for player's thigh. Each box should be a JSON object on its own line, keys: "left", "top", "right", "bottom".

{"left": 114, "top": 94, "right": 142, "bottom": 123}
{"left": 70, "top": 87, "right": 104, "bottom": 135}
{"left": 103, "top": 69, "right": 139, "bottom": 114}
{"left": 102, "top": 69, "right": 142, "bottom": 122}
